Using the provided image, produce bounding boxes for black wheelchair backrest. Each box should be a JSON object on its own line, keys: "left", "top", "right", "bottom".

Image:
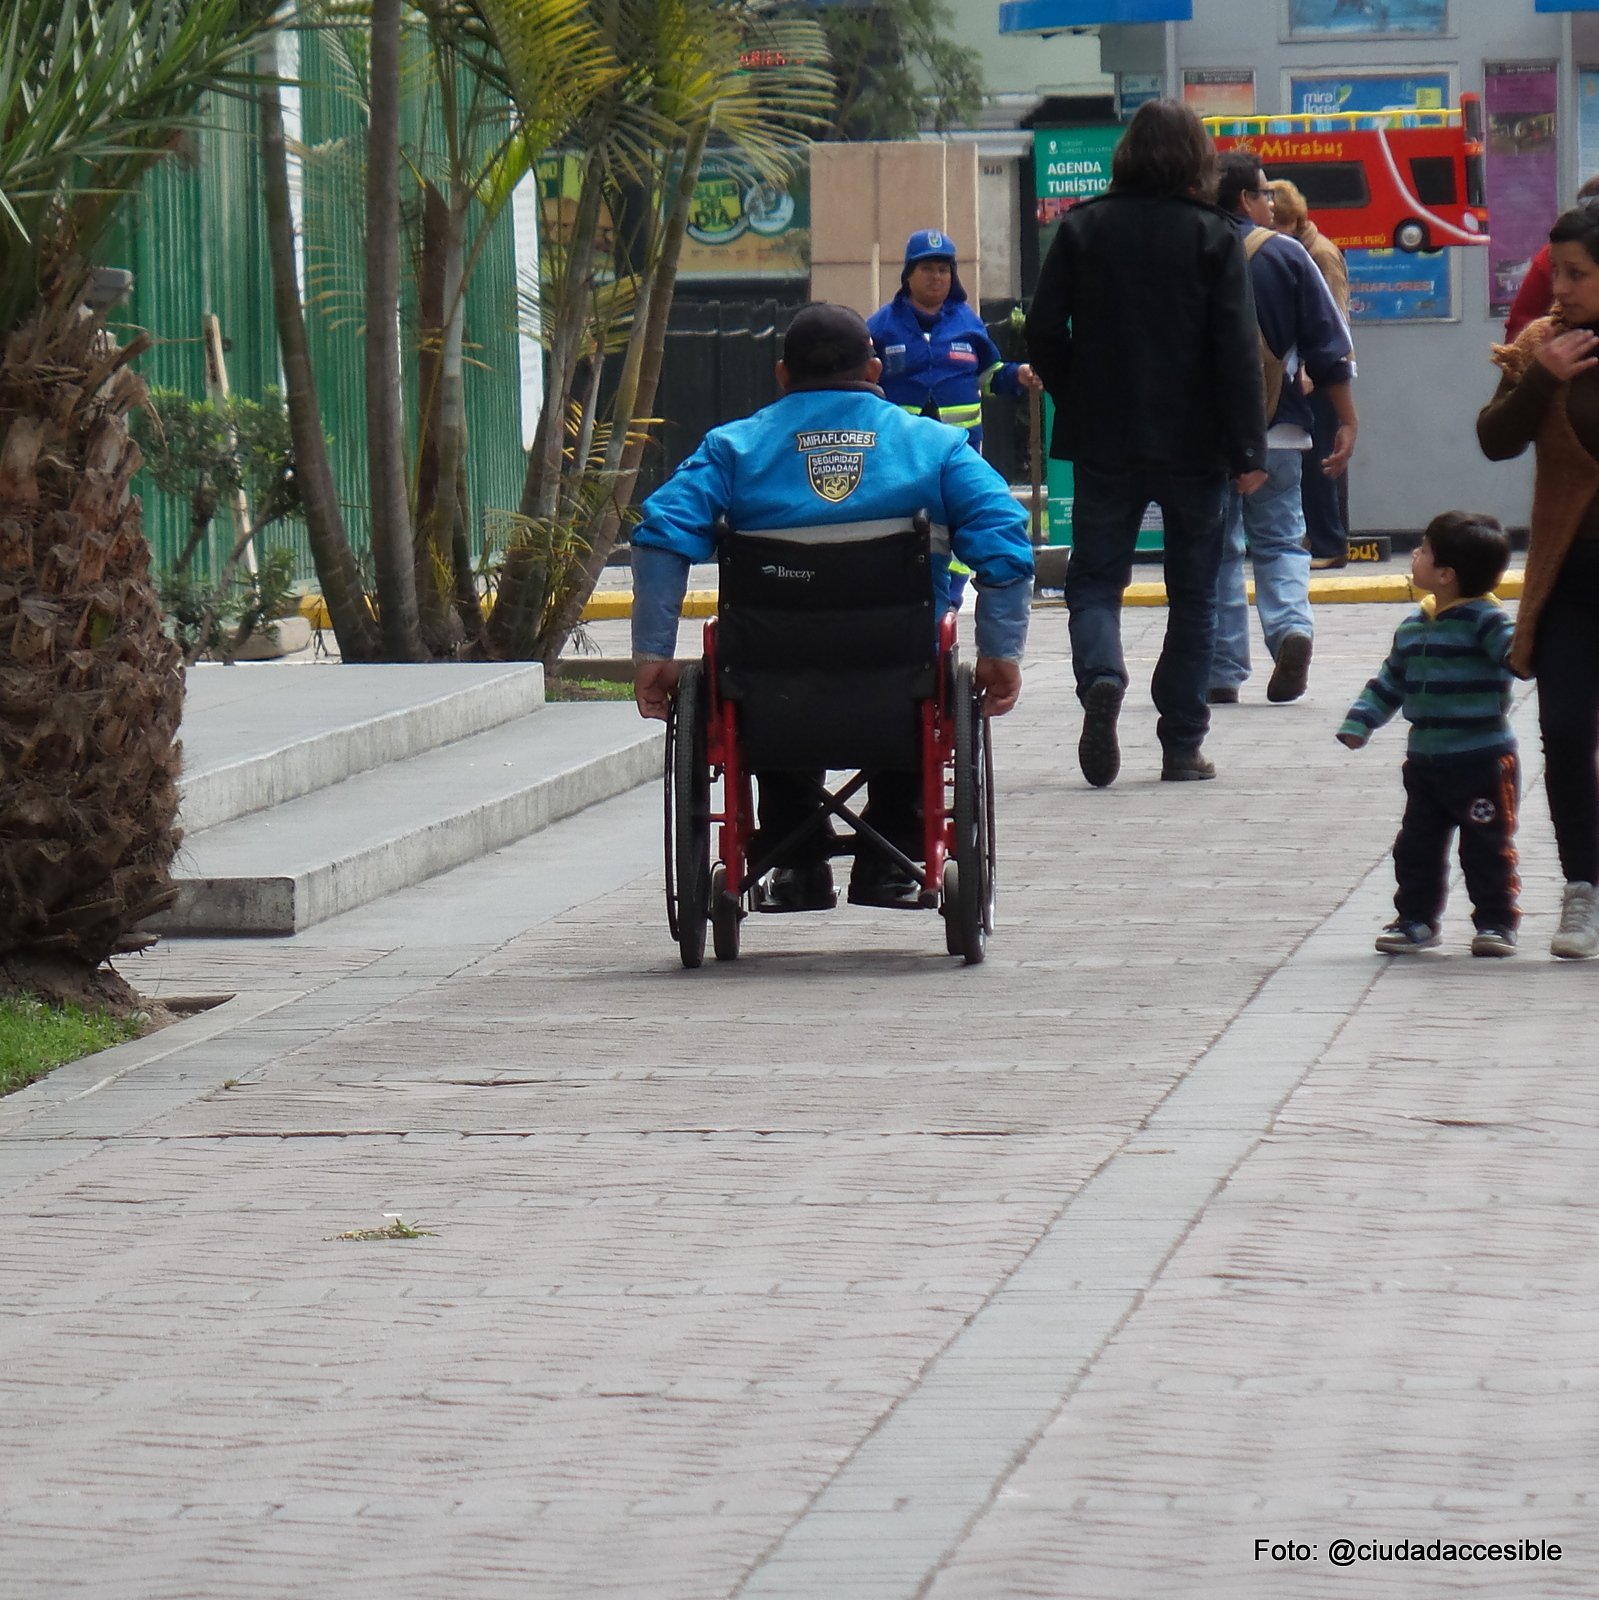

{"left": 716, "top": 514, "right": 939, "bottom": 772}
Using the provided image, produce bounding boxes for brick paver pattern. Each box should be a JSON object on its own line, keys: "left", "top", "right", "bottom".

{"left": 2, "top": 602, "right": 1594, "bottom": 1599}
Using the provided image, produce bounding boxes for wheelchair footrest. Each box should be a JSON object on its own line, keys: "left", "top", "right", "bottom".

{"left": 752, "top": 869, "right": 838, "bottom": 914}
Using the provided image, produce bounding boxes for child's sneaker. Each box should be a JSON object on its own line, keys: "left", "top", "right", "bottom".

{"left": 1375, "top": 918, "right": 1441, "bottom": 954}
{"left": 1470, "top": 926, "right": 1517, "bottom": 958}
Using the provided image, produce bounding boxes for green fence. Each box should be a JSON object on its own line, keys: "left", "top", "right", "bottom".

{"left": 114, "top": 34, "right": 527, "bottom": 589}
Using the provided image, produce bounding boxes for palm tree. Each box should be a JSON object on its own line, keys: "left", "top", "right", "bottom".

{"left": 257, "top": 23, "right": 383, "bottom": 663}
{"left": 365, "top": 0, "right": 427, "bottom": 660}
{"left": 474, "top": 0, "right": 831, "bottom": 665}
{"left": 0, "top": 0, "right": 278, "bottom": 1001}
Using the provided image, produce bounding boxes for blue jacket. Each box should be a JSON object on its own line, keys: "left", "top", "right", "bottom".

{"left": 1236, "top": 220, "right": 1355, "bottom": 435}
{"left": 867, "top": 295, "right": 1024, "bottom": 451}
{"left": 631, "top": 383, "right": 1033, "bottom": 660}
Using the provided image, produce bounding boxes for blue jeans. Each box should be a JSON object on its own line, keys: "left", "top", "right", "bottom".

{"left": 1301, "top": 387, "right": 1348, "bottom": 562}
{"left": 1065, "top": 460, "right": 1228, "bottom": 753}
{"left": 1211, "top": 447, "right": 1312, "bottom": 691}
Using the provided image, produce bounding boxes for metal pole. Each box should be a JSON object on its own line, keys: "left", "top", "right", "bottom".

{"left": 1029, "top": 388, "right": 1044, "bottom": 549}
{"left": 1563, "top": 12, "right": 1578, "bottom": 201}
{"left": 1164, "top": 20, "right": 1179, "bottom": 103}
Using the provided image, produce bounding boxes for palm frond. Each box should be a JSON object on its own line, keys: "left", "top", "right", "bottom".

{"left": 0, "top": 0, "right": 286, "bottom": 331}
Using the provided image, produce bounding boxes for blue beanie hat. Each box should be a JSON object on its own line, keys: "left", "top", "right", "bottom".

{"left": 899, "top": 229, "right": 967, "bottom": 303}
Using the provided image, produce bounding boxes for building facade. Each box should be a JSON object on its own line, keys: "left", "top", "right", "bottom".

{"left": 980, "top": 0, "right": 1599, "bottom": 534}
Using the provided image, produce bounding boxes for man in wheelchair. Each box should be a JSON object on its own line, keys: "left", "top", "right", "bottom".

{"left": 632, "top": 302, "right": 1033, "bottom": 911}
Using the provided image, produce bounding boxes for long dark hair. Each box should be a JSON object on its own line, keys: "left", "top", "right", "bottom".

{"left": 1110, "top": 100, "right": 1217, "bottom": 200}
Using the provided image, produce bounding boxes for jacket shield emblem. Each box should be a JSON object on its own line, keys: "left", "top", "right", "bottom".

{"left": 805, "top": 447, "right": 864, "bottom": 503}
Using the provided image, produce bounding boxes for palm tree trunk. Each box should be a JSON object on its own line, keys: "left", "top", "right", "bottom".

{"left": 257, "top": 31, "right": 381, "bottom": 662}
{"left": 365, "top": 0, "right": 426, "bottom": 661}
{"left": 478, "top": 147, "right": 608, "bottom": 659}
{"left": 415, "top": 184, "right": 478, "bottom": 647}
{"left": 534, "top": 121, "right": 709, "bottom": 668}
{"left": 0, "top": 288, "right": 184, "bottom": 981}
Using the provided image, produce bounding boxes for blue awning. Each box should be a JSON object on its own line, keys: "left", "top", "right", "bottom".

{"left": 998, "top": 0, "right": 1191, "bottom": 31}
{"left": 1536, "top": 0, "right": 1599, "bottom": 10}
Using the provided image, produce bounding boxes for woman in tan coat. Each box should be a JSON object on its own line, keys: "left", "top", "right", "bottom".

{"left": 1479, "top": 198, "right": 1599, "bottom": 957}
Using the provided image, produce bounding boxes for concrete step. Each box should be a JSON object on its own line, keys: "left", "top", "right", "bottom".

{"left": 158, "top": 703, "right": 663, "bottom": 935}
{"left": 179, "top": 663, "right": 546, "bottom": 833}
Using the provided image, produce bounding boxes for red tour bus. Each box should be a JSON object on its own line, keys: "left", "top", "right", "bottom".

{"left": 1206, "top": 95, "right": 1488, "bottom": 255}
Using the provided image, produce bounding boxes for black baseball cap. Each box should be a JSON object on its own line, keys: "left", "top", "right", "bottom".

{"left": 783, "top": 302, "right": 874, "bottom": 381}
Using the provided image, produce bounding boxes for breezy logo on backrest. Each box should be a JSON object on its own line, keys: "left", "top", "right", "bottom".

{"left": 795, "top": 428, "right": 876, "bottom": 504}
{"left": 759, "top": 563, "right": 815, "bottom": 581}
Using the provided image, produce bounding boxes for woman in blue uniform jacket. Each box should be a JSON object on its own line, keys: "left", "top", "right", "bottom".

{"left": 869, "top": 229, "right": 1042, "bottom": 604}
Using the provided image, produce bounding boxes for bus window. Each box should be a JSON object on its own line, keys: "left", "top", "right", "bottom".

{"left": 1409, "top": 157, "right": 1457, "bottom": 208}
{"left": 1279, "top": 163, "right": 1371, "bottom": 210}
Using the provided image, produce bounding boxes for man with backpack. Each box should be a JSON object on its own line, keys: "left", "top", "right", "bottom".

{"left": 1209, "top": 151, "right": 1358, "bottom": 707}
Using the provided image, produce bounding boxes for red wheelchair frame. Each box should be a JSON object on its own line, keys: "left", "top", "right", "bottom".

{"left": 664, "top": 609, "right": 996, "bottom": 969}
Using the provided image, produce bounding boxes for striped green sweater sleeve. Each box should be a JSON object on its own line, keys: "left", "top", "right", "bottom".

{"left": 1339, "top": 600, "right": 1515, "bottom": 758}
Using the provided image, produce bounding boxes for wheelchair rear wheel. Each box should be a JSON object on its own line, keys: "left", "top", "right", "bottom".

{"left": 667, "top": 662, "right": 711, "bottom": 968}
{"left": 945, "top": 662, "right": 994, "bottom": 964}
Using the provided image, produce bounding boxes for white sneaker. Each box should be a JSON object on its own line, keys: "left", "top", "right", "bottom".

{"left": 1551, "top": 881, "right": 1599, "bottom": 959}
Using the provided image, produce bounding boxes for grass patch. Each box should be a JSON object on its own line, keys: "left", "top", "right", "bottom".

{"left": 0, "top": 997, "right": 142, "bottom": 1098}
{"left": 546, "top": 675, "right": 633, "bottom": 702}
{"left": 329, "top": 1215, "right": 437, "bottom": 1241}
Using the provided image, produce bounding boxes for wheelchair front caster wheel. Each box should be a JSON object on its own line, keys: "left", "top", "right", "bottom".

{"left": 942, "top": 859, "right": 984, "bottom": 963}
{"left": 942, "top": 860, "right": 963, "bottom": 957}
{"left": 711, "top": 863, "right": 742, "bottom": 962}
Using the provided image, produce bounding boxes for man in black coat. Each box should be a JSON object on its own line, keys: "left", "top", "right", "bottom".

{"left": 1026, "top": 99, "right": 1267, "bottom": 786}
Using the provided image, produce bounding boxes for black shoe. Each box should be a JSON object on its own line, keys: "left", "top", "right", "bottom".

{"left": 1206, "top": 686, "right": 1239, "bottom": 705}
{"left": 847, "top": 864, "right": 926, "bottom": 910}
{"left": 1161, "top": 747, "right": 1216, "bottom": 782}
{"left": 757, "top": 862, "right": 835, "bottom": 913}
{"left": 1309, "top": 555, "right": 1347, "bottom": 570}
{"left": 1078, "top": 676, "right": 1124, "bottom": 788}
{"left": 1266, "top": 632, "right": 1312, "bottom": 703}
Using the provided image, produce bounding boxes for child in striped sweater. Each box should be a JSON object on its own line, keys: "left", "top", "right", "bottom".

{"left": 1338, "top": 512, "right": 1521, "bottom": 956}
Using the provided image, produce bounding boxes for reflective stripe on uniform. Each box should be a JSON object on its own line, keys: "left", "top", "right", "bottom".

{"left": 901, "top": 400, "right": 982, "bottom": 430}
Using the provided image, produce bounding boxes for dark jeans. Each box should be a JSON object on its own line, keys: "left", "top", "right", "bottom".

{"left": 1393, "top": 751, "right": 1520, "bottom": 931}
{"left": 1301, "top": 386, "right": 1349, "bottom": 562}
{"left": 1065, "top": 460, "right": 1228, "bottom": 752}
{"left": 755, "top": 769, "right": 920, "bottom": 876}
{"left": 1534, "top": 541, "right": 1599, "bottom": 884}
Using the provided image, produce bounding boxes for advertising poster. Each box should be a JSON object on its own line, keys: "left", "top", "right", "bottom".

{"left": 1289, "top": 73, "right": 1453, "bottom": 322}
{"left": 1183, "top": 69, "right": 1256, "bottom": 119}
{"left": 1033, "top": 126, "right": 1160, "bottom": 548}
{"left": 677, "top": 154, "right": 810, "bottom": 281}
{"left": 1483, "top": 63, "right": 1560, "bottom": 317}
{"left": 1582, "top": 69, "right": 1599, "bottom": 187}
{"left": 1116, "top": 74, "right": 1164, "bottom": 123}
{"left": 536, "top": 154, "right": 617, "bottom": 280}
{"left": 1286, "top": 0, "right": 1448, "bottom": 39}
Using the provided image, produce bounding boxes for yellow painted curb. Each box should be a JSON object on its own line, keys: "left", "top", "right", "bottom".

{"left": 583, "top": 589, "right": 718, "bottom": 622}
{"left": 300, "top": 572, "right": 1523, "bottom": 627}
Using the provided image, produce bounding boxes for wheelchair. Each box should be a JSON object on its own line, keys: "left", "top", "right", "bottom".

{"left": 663, "top": 515, "right": 998, "bottom": 969}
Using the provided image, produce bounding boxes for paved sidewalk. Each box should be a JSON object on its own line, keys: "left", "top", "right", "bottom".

{"left": 3, "top": 599, "right": 1596, "bottom": 1599}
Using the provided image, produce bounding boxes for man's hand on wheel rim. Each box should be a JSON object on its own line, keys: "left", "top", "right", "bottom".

{"left": 975, "top": 657, "right": 1022, "bottom": 716}
{"left": 633, "top": 659, "right": 681, "bottom": 721}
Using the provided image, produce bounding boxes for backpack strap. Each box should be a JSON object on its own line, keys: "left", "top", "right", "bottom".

{"left": 1243, "top": 226, "right": 1286, "bottom": 426}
